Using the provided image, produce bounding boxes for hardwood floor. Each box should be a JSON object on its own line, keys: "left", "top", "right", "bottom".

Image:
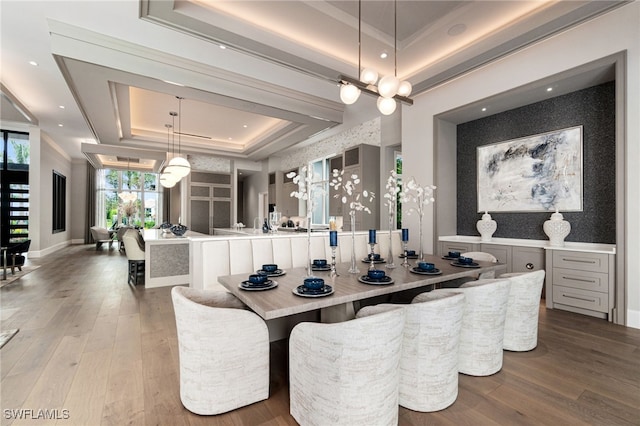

{"left": 1, "top": 244, "right": 639, "bottom": 425}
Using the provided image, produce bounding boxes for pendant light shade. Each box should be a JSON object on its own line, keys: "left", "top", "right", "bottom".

{"left": 166, "top": 156, "right": 191, "bottom": 179}
{"left": 377, "top": 96, "right": 397, "bottom": 115}
{"left": 160, "top": 172, "right": 177, "bottom": 188}
{"left": 340, "top": 83, "right": 361, "bottom": 104}
{"left": 360, "top": 68, "right": 379, "bottom": 85}
{"left": 397, "top": 80, "right": 413, "bottom": 97}
{"left": 377, "top": 75, "right": 400, "bottom": 98}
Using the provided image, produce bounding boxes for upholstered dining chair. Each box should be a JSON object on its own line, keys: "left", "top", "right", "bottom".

{"left": 171, "top": 287, "right": 269, "bottom": 415}
{"left": 289, "top": 307, "right": 405, "bottom": 426}
{"left": 500, "top": 270, "right": 546, "bottom": 351}
{"left": 90, "top": 226, "right": 113, "bottom": 250}
{"left": 116, "top": 225, "right": 133, "bottom": 251}
{"left": 358, "top": 291, "right": 465, "bottom": 412}
{"left": 432, "top": 278, "right": 511, "bottom": 376}
{"left": 461, "top": 251, "right": 498, "bottom": 279}
{"left": 122, "top": 229, "right": 145, "bottom": 285}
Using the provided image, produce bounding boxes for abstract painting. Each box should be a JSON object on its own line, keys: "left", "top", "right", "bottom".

{"left": 477, "top": 126, "right": 583, "bottom": 212}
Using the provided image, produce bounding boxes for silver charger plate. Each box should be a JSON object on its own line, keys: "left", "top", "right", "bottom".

{"left": 410, "top": 267, "right": 442, "bottom": 275}
{"left": 357, "top": 275, "right": 395, "bottom": 285}
{"left": 256, "top": 269, "right": 286, "bottom": 277}
{"left": 362, "top": 258, "right": 386, "bottom": 264}
{"left": 442, "top": 256, "right": 461, "bottom": 261}
{"left": 311, "top": 266, "right": 332, "bottom": 272}
{"left": 399, "top": 254, "right": 419, "bottom": 259}
{"left": 239, "top": 280, "right": 278, "bottom": 291}
{"left": 451, "top": 261, "right": 480, "bottom": 268}
{"left": 292, "top": 284, "right": 334, "bottom": 298}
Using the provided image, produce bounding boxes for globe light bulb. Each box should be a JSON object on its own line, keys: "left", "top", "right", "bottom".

{"left": 377, "top": 96, "right": 397, "bottom": 115}
{"left": 360, "top": 68, "right": 379, "bottom": 85}
{"left": 167, "top": 156, "right": 191, "bottom": 179}
{"left": 378, "top": 75, "right": 400, "bottom": 98}
{"left": 397, "top": 80, "right": 413, "bottom": 97}
{"left": 339, "top": 83, "right": 361, "bottom": 104}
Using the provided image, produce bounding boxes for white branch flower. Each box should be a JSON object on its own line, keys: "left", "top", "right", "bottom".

{"left": 383, "top": 169, "right": 401, "bottom": 214}
{"left": 288, "top": 166, "right": 323, "bottom": 219}
{"left": 400, "top": 177, "right": 437, "bottom": 219}
{"left": 329, "top": 168, "right": 375, "bottom": 216}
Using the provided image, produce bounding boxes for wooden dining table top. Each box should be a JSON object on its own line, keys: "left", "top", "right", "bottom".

{"left": 217, "top": 254, "right": 507, "bottom": 320}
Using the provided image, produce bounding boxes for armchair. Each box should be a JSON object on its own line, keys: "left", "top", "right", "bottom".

{"left": 90, "top": 226, "right": 114, "bottom": 250}
{"left": 1, "top": 240, "right": 31, "bottom": 274}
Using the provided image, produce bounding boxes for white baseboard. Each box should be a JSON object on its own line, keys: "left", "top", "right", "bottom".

{"left": 28, "top": 240, "right": 71, "bottom": 258}
{"left": 71, "top": 239, "right": 85, "bottom": 245}
{"left": 626, "top": 309, "right": 640, "bottom": 329}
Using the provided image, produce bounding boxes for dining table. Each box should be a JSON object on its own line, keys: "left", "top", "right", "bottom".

{"left": 217, "top": 254, "right": 507, "bottom": 323}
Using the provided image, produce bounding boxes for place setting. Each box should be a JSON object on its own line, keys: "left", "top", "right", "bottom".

{"left": 362, "top": 253, "right": 385, "bottom": 264}
{"left": 399, "top": 249, "right": 418, "bottom": 259}
{"left": 310, "top": 259, "right": 331, "bottom": 272}
{"left": 256, "top": 263, "right": 286, "bottom": 277}
{"left": 239, "top": 273, "right": 278, "bottom": 291}
{"left": 410, "top": 261, "right": 442, "bottom": 275}
{"left": 362, "top": 229, "right": 385, "bottom": 264}
{"left": 450, "top": 255, "right": 480, "bottom": 268}
{"left": 292, "top": 277, "right": 334, "bottom": 298}
{"left": 442, "top": 250, "right": 462, "bottom": 261}
{"left": 358, "top": 269, "right": 395, "bottom": 285}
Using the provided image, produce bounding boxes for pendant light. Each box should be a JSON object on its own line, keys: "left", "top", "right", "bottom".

{"left": 118, "top": 157, "right": 139, "bottom": 201}
{"left": 165, "top": 96, "right": 191, "bottom": 179}
{"left": 337, "top": 0, "right": 413, "bottom": 114}
{"left": 160, "top": 123, "right": 177, "bottom": 188}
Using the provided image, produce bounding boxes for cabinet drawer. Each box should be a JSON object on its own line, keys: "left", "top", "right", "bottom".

{"left": 441, "top": 242, "right": 476, "bottom": 256}
{"left": 480, "top": 244, "right": 510, "bottom": 266}
{"left": 553, "top": 285, "right": 609, "bottom": 313}
{"left": 552, "top": 251, "right": 608, "bottom": 273}
{"left": 553, "top": 268, "right": 609, "bottom": 293}
{"left": 512, "top": 247, "right": 545, "bottom": 272}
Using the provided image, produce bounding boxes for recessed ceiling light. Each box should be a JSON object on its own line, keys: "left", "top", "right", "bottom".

{"left": 243, "top": 124, "right": 248, "bottom": 128}
{"left": 380, "top": 52, "right": 388, "bottom": 59}
{"left": 546, "top": 87, "right": 553, "bottom": 92}
{"left": 482, "top": 107, "right": 487, "bottom": 112}
{"left": 228, "top": 137, "right": 233, "bottom": 140}
{"left": 59, "top": 105, "right": 65, "bottom": 109}
{"left": 29, "top": 61, "right": 38, "bottom": 66}
{"left": 220, "top": 45, "right": 227, "bottom": 49}
{"left": 58, "top": 124, "right": 63, "bottom": 127}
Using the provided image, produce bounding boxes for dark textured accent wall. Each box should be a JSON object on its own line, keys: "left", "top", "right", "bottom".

{"left": 457, "top": 81, "right": 615, "bottom": 243}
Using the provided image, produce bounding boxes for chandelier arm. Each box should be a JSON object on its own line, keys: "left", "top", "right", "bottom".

{"left": 338, "top": 75, "right": 413, "bottom": 105}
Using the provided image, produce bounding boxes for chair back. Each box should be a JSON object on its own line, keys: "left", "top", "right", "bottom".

{"left": 461, "top": 251, "right": 497, "bottom": 263}
{"left": 500, "top": 270, "right": 546, "bottom": 351}
{"left": 8, "top": 239, "right": 31, "bottom": 254}
{"left": 122, "top": 229, "right": 145, "bottom": 261}
{"left": 90, "top": 226, "right": 111, "bottom": 241}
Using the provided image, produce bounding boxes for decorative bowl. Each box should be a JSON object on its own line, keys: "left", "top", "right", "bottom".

{"left": 367, "top": 269, "right": 386, "bottom": 280}
{"left": 406, "top": 250, "right": 416, "bottom": 256}
{"left": 303, "top": 277, "right": 324, "bottom": 290}
{"left": 262, "top": 264, "right": 278, "bottom": 273}
{"left": 248, "top": 273, "right": 268, "bottom": 284}
{"left": 171, "top": 224, "right": 188, "bottom": 236}
{"left": 313, "top": 259, "right": 327, "bottom": 267}
{"left": 448, "top": 251, "right": 460, "bottom": 258}
{"left": 457, "top": 256, "right": 473, "bottom": 265}
{"left": 417, "top": 261, "right": 435, "bottom": 271}
{"left": 367, "top": 253, "right": 381, "bottom": 261}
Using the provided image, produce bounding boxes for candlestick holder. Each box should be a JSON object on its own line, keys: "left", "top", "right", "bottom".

{"left": 369, "top": 243, "right": 376, "bottom": 271}
{"left": 330, "top": 246, "right": 338, "bottom": 278}
{"left": 401, "top": 240, "right": 410, "bottom": 267}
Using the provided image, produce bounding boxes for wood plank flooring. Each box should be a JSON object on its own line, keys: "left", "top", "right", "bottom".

{"left": 1, "top": 244, "right": 639, "bottom": 425}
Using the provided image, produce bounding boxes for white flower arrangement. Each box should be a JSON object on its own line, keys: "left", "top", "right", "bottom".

{"left": 287, "top": 166, "right": 321, "bottom": 220}
{"left": 329, "top": 169, "right": 375, "bottom": 216}
{"left": 383, "top": 170, "right": 401, "bottom": 214}
{"left": 400, "top": 177, "right": 436, "bottom": 217}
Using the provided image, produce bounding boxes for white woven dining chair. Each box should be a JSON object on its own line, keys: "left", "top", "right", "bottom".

{"left": 289, "top": 307, "right": 405, "bottom": 425}
{"left": 500, "top": 270, "right": 546, "bottom": 351}
{"left": 431, "top": 277, "right": 511, "bottom": 376}
{"left": 171, "top": 286, "right": 269, "bottom": 415}
{"left": 358, "top": 291, "right": 465, "bottom": 412}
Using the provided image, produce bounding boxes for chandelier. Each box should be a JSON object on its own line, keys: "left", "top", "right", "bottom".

{"left": 118, "top": 157, "right": 139, "bottom": 201}
{"left": 338, "top": 0, "right": 413, "bottom": 115}
{"left": 159, "top": 121, "right": 177, "bottom": 188}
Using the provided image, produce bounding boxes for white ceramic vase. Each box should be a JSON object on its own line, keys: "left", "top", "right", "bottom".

{"left": 476, "top": 212, "right": 497, "bottom": 242}
{"left": 543, "top": 210, "right": 571, "bottom": 247}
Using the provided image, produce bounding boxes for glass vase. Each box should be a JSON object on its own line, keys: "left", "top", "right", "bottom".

{"left": 348, "top": 211, "right": 359, "bottom": 274}
{"left": 386, "top": 210, "right": 396, "bottom": 269}
{"left": 306, "top": 215, "right": 313, "bottom": 277}
{"left": 418, "top": 214, "right": 424, "bottom": 261}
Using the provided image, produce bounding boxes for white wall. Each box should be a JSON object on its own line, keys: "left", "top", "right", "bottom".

{"left": 70, "top": 159, "right": 87, "bottom": 243}
{"left": 403, "top": 2, "right": 640, "bottom": 327}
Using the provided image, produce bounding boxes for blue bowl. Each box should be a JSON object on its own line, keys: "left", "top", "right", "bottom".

{"left": 248, "top": 273, "right": 268, "bottom": 284}
{"left": 367, "top": 253, "right": 381, "bottom": 261}
{"left": 417, "top": 262, "right": 435, "bottom": 271}
{"left": 406, "top": 250, "right": 416, "bottom": 256}
{"left": 367, "top": 269, "right": 386, "bottom": 280}
{"left": 313, "top": 259, "right": 327, "bottom": 267}
{"left": 448, "top": 251, "right": 461, "bottom": 258}
{"left": 458, "top": 256, "right": 473, "bottom": 265}
{"left": 303, "top": 277, "right": 324, "bottom": 290}
{"left": 262, "top": 264, "right": 278, "bottom": 273}
{"left": 171, "top": 224, "right": 188, "bottom": 236}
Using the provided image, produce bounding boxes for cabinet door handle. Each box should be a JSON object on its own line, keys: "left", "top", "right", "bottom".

{"left": 526, "top": 263, "right": 534, "bottom": 270}
{"left": 562, "top": 258, "right": 597, "bottom": 264}
{"left": 562, "top": 276, "right": 596, "bottom": 284}
{"left": 563, "top": 294, "right": 596, "bottom": 303}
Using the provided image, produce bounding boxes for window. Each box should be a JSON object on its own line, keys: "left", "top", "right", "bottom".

{"left": 395, "top": 151, "right": 403, "bottom": 229}
{"left": 1, "top": 130, "right": 30, "bottom": 244}
{"left": 309, "top": 156, "right": 332, "bottom": 226}
{"left": 96, "top": 169, "right": 163, "bottom": 229}
{"left": 52, "top": 170, "right": 66, "bottom": 233}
